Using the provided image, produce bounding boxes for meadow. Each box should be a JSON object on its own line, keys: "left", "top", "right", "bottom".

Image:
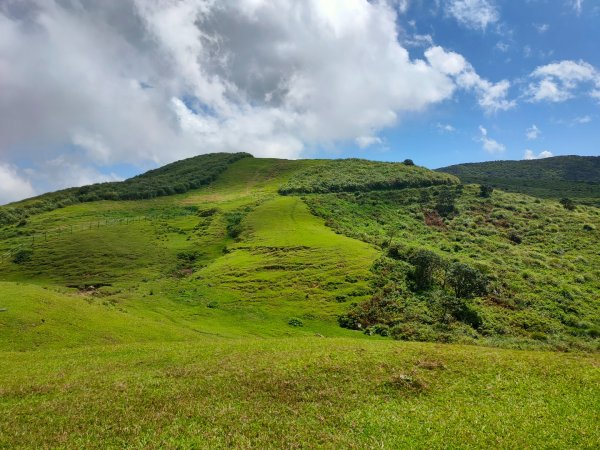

{"left": 1, "top": 156, "right": 598, "bottom": 448}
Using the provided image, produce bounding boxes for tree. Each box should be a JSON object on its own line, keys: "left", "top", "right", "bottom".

{"left": 409, "top": 249, "right": 443, "bottom": 291}
{"left": 403, "top": 159, "right": 415, "bottom": 166}
{"left": 479, "top": 184, "right": 494, "bottom": 198}
{"left": 446, "top": 262, "right": 488, "bottom": 299}
{"left": 560, "top": 197, "right": 575, "bottom": 211}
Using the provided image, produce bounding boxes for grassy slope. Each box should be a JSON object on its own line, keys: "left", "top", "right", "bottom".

{"left": 437, "top": 155, "right": 600, "bottom": 206}
{"left": 1, "top": 339, "right": 598, "bottom": 448}
{"left": 305, "top": 186, "right": 600, "bottom": 349}
{"left": 1, "top": 157, "right": 599, "bottom": 448}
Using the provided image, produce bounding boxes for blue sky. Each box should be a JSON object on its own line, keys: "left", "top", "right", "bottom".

{"left": 320, "top": 0, "right": 600, "bottom": 167}
{"left": 0, "top": 0, "right": 598, "bottom": 203}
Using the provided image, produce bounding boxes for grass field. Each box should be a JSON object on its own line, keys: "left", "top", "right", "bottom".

{"left": 1, "top": 156, "right": 598, "bottom": 448}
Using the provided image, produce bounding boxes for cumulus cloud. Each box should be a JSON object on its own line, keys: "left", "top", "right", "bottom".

{"left": 478, "top": 126, "right": 505, "bottom": 154}
{"left": 526, "top": 60, "right": 600, "bottom": 102}
{"left": 446, "top": 0, "right": 499, "bottom": 31}
{"left": 0, "top": 0, "right": 517, "bottom": 200}
{"left": 425, "top": 46, "right": 515, "bottom": 112}
{"left": 356, "top": 136, "right": 384, "bottom": 148}
{"left": 0, "top": 163, "right": 35, "bottom": 205}
{"left": 524, "top": 149, "right": 553, "bottom": 160}
{"left": 526, "top": 125, "right": 541, "bottom": 140}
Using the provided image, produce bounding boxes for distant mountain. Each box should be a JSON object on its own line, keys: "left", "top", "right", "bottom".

{"left": 437, "top": 155, "right": 600, "bottom": 206}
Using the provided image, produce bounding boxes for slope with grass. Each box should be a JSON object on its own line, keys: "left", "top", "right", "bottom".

{"left": 437, "top": 155, "right": 600, "bottom": 206}
{"left": 1, "top": 154, "right": 599, "bottom": 448}
{"left": 305, "top": 185, "right": 600, "bottom": 350}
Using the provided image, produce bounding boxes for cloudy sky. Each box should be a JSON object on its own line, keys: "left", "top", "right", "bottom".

{"left": 0, "top": 0, "right": 598, "bottom": 204}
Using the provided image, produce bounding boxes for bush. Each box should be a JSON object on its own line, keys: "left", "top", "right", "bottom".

{"left": 409, "top": 249, "right": 444, "bottom": 291}
{"left": 288, "top": 317, "right": 304, "bottom": 327}
{"left": 508, "top": 231, "right": 522, "bottom": 244}
{"left": 403, "top": 159, "right": 415, "bottom": 166}
{"left": 479, "top": 184, "right": 494, "bottom": 198}
{"left": 446, "top": 262, "right": 488, "bottom": 299}
{"left": 12, "top": 249, "right": 33, "bottom": 264}
{"left": 560, "top": 197, "right": 576, "bottom": 211}
{"left": 435, "top": 187, "right": 457, "bottom": 217}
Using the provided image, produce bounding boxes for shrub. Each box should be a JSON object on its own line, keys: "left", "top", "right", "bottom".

{"left": 409, "top": 249, "right": 444, "bottom": 291}
{"left": 445, "top": 262, "right": 488, "bottom": 299}
{"left": 403, "top": 159, "right": 415, "bottom": 166}
{"left": 479, "top": 184, "right": 494, "bottom": 198}
{"left": 508, "top": 231, "right": 522, "bottom": 244}
{"left": 560, "top": 197, "right": 576, "bottom": 211}
{"left": 435, "top": 187, "right": 457, "bottom": 217}
{"left": 288, "top": 317, "right": 304, "bottom": 327}
{"left": 12, "top": 249, "right": 33, "bottom": 264}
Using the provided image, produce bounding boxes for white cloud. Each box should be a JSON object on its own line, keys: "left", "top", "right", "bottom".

{"left": 535, "top": 23, "right": 549, "bottom": 33}
{"left": 355, "top": 136, "right": 384, "bottom": 148}
{"left": 526, "top": 60, "right": 600, "bottom": 103}
{"left": 495, "top": 42, "right": 509, "bottom": 52}
{"left": 0, "top": 0, "right": 519, "bottom": 200}
{"left": 425, "top": 46, "right": 516, "bottom": 112}
{"left": 526, "top": 124, "right": 541, "bottom": 140}
{"left": 478, "top": 126, "right": 505, "bottom": 154}
{"left": 0, "top": 163, "right": 35, "bottom": 205}
{"left": 524, "top": 149, "right": 553, "bottom": 160}
{"left": 571, "top": 0, "right": 584, "bottom": 15}
{"left": 574, "top": 115, "right": 592, "bottom": 124}
{"left": 446, "top": 0, "right": 499, "bottom": 31}
{"left": 437, "top": 123, "right": 456, "bottom": 132}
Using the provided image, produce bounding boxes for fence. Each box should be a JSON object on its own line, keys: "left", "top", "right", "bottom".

{"left": 0, "top": 215, "right": 150, "bottom": 266}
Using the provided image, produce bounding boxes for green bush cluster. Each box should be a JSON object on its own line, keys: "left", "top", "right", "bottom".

{"left": 438, "top": 155, "right": 600, "bottom": 206}
{"left": 279, "top": 159, "right": 458, "bottom": 195}
{"left": 0, "top": 153, "right": 251, "bottom": 226}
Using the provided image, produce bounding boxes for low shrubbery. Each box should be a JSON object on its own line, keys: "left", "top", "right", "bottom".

{"left": 279, "top": 159, "right": 457, "bottom": 195}
{"left": 0, "top": 153, "right": 251, "bottom": 226}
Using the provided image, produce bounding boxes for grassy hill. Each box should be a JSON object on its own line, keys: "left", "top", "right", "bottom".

{"left": 1, "top": 155, "right": 598, "bottom": 448}
{"left": 437, "top": 155, "right": 600, "bottom": 206}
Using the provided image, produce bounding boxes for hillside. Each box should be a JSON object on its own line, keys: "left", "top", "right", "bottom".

{"left": 437, "top": 155, "right": 600, "bottom": 206}
{"left": 1, "top": 155, "right": 598, "bottom": 448}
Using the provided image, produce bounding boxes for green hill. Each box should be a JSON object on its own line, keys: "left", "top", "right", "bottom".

{"left": 437, "top": 155, "right": 600, "bottom": 206}
{"left": 1, "top": 155, "right": 598, "bottom": 448}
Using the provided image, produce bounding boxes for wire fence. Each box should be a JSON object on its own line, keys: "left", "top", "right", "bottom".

{"left": 0, "top": 215, "right": 150, "bottom": 266}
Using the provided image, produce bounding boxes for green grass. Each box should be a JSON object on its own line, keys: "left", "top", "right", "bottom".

{"left": 437, "top": 155, "right": 600, "bottom": 206}
{"left": 1, "top": 338, "right": 598, "bottom": 448}
{"left": 304, "top": 185, "right": 600, "bottom": 349}
{"left": 1, "top": 156, "right": 599, "bottom": 448}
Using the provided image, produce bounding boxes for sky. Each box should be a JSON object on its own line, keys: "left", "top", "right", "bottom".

{"left": 0, "top": 0, "right": 599, "bottom": 204}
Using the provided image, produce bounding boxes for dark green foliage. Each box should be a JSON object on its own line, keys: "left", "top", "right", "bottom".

{"left": 12, "top": 249, "right": 33, "bottom": 264}
{"left": 437, "top": 155, "right": 600, "bottom": 206}
{"left": 306, "top": 185, "right": 599, "bottom": 350}
{"left": 279, "top": 158, "right": 458, "bottom": 195}
{"left": 435, "top": 187, "right": 457, "bottom": 217}
{"left": 409, "top": 249, "right": 444, "bottom": 291}
{"left": 403, "top": 159, "right": 415, "bottom": 166}
{"left": 445, "top": 262, "right": 488, "bottom": 299}
{"left": 288, "top": 317, "right": 304, "bottom": 327}
{"left": 225, "top": 211, "right": 245, "bottom": 238}
{"left": 0, "top": 153, "right": 251, "bottom": 226}
{"left": 560, "top": 197, "right": 576, "bottom": 211}
{"left": 479, "top": 184, "right": 494, "bottom": 198}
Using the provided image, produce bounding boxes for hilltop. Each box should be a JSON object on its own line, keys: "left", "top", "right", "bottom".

{"left": 0, "top": 154, "right": 598, "bottom": 448}
{"left": 437, "top": 155, "right": 600, "bottom": 206}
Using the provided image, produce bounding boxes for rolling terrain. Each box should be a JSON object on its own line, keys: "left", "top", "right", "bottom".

{"left": 1, "top": 154, "right": 599, "bottom": 448}
{"left": 437, "top": 155, "right": 600, "bottom": 206}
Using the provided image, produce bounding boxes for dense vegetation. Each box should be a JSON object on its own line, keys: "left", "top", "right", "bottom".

{"left": 437, "top": 155, "right": 600, "bottom": 206}
{"left": 0, "top": 152, "right": 251, "bottom": 226}
{"left": 279, "top": 158, "right": 458, "bottom": 194}
{"left": 1, "top": 156, "right": 598, "bottom": 448}
{"left": 305, "top": 185, "right": 600, "bottom": 350}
